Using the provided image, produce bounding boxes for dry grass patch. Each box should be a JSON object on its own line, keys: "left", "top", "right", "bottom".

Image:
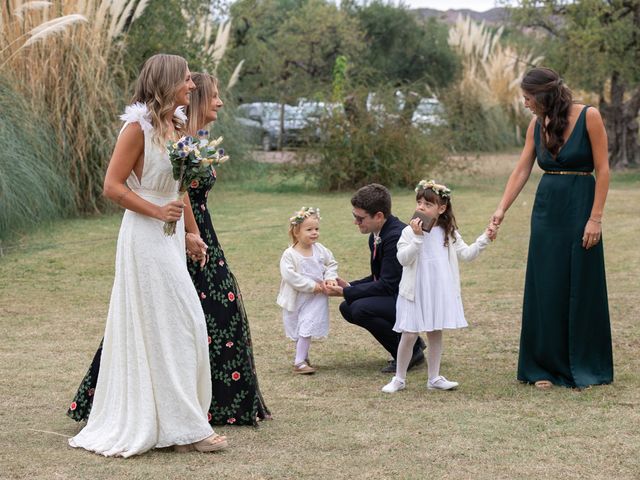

{"left": 1, "top": 162, "right": 638, "bottom": 479}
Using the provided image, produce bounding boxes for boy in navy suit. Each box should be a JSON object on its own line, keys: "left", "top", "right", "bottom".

{"left": 328, "top": 184, "right": 425, "bottom": 372}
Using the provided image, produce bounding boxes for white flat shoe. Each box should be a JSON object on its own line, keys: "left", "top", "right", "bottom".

{"left": 427, "top": 375, "right": 458, "bottom": 391}
{"left": 381, "top": 376, "right": 406, "bottom": 393}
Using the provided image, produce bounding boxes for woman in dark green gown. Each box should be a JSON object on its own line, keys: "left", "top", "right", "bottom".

{"left": 491, "top": 67, "right": 613, "bottom": 389}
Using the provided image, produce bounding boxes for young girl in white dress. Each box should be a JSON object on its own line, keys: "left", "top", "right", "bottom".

{"left": 382, "top": 180, "right": 495, "bottom": 393}
{"left": 277, "top": 207, "right": 338, "bottom": 374}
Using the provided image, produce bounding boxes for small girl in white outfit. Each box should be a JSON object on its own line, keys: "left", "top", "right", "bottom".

{"left": 277, "top": 207, "right": 338, "bottom": 374}
{"left": 382, "top": 180, "right": 495, "bottom": 393}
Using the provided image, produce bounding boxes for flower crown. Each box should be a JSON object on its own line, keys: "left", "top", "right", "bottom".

{"left": 415, "top": 179, "right": 451, "bottom": 198}
{"left": 289, "top": 206, "right": 320, "bottom": 225}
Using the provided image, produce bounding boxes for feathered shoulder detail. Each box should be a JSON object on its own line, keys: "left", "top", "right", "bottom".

{"left": 119, "top": 102, "right": 153, "bottom": 133}
{"left": 174, "top": 106, "right": 187, "bottom": 124}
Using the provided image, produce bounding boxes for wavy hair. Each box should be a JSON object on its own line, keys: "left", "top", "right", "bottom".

{"left": 185, "top": 73, "right": 219, "bottom": 135}
{"left": 521, "top": 67, "right": 573, "bottom": 156}
{"left": 416, "top": 187, "right": 457, "bottom": 247}
{"left": 131, "top": 54, "right": 189, "bottom": 143}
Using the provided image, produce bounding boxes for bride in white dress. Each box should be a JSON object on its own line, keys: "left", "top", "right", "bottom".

{"left": 68, "top": 54, "right": 227, "bottom": 457}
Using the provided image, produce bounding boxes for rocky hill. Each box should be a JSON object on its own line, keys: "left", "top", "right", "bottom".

{"left": 413, "top": 7, "right": 510, "bottom": 25}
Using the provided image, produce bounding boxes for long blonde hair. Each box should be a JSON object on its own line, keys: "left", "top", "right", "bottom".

{"left": 131, "top": 53, "right": 189, "bottom": 142}
{"left": 185, "top": 72, "right": 219, "bottom": 135}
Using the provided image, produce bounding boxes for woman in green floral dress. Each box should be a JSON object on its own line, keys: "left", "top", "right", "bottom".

{"left": 67, "top": 73, "right": 270, "bottom": 425}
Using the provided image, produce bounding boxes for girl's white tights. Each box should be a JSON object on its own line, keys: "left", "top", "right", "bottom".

{"left": 294, "top": 336, "right": 311, "bottom": 365}
{"left": 396, "top": 330, "right": 444, "bottom": 382}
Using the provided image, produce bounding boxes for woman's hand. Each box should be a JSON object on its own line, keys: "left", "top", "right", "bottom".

{"left": 186, "top": 232, "right": 208, "bottom": 267}
{"left": 324, "top": 279, "right": 337, "bottom": 288}
{"left": 409, "top": 217, "right": 423, "bottom": 235}
{"left": 582, "top": 219, "right": 602, "bottom": 249}
{"left": 491, "top": 208, "right": 505, "bottom": 227}
{"left": 157, "top": 200, "right": 185, "bottom": 222}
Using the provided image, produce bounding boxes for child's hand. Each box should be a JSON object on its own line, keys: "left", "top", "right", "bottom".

{"left": 313, "top": 282, "right": 327, "bottom": 294}
{"left": 324, "top": 279, "right": 337, "bottom": 288}
{"left": 409, "top": 217, "right": 423, "bottom": 236}
{"left": 486, "top": 223, "right": 499, "bottom": 241}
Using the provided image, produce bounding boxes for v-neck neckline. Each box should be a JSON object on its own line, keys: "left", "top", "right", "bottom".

{"left": 546, "top": 105, "right": 588, "bottom": 158}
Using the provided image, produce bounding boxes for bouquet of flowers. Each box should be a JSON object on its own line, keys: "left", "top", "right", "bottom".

{"left": 163, "top": 130, "right": 229, "bottom": 235}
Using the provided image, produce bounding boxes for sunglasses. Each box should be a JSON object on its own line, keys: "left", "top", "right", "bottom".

{"left": 352, "top": 212, "right": 368, "bottom": 224}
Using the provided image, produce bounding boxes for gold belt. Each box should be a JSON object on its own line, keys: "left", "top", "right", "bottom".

{"left": 543, "top": 171, "right": 592, "bottom": 176}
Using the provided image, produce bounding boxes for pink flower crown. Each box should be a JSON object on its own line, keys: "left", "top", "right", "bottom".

{"left": 415, "top": 179, "right": 451, "bottom": 198}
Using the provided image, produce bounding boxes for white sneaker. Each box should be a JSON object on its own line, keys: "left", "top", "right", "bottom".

{"left": 427, "top": 376, "right": 459, "bottom": 390}
{"left": 381, "top": 376, "right": 406, "bottom": 393}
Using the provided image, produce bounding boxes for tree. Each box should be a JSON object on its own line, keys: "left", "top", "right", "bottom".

{"left": 354, "top": 2, "right": 458, "bottom": 89}
{"left": 512, "top": 0, "right": 640, "bottom": 168}
{"left": 349, "top": 1, "right": 459, "bottom": 123}
{"left": 227, "top": 0, "right": 364, "bottom": 103}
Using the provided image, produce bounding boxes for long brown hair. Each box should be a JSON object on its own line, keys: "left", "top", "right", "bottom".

{"left": 185, "top": 73, "right": 219, "bottom": 135}
{"left": 521, "top": 67, "right": 573, "bottom": 156}
{"left": 416, "top": 188, "right": 457, "bottom": 246}
{"left": 131, "top": 53, "right": 189, "bottom": 143}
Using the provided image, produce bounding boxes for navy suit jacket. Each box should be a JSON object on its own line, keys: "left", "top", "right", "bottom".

{"left": 343, "top": 214, "right": 406, "bottom": 303}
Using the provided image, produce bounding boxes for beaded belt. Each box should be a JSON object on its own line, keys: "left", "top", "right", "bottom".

{"left": 543, "top": 171, "right": 592, "bottom": 176}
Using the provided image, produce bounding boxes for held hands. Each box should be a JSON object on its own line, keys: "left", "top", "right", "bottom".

{"left": 325, "top": 276, "right": 349, "bottom": 297}
{"left": 409, "top": 217, "right": 423, "bottom": 236}
{"left": 582, "top": 218, "right": 602, "bottom": 249}
{"left": 158, "top": 200, "right": 185, "bottom": 222}
{"left": 486, "top": 223, "right": 499, "bottom": 241}
{"left": 186, "top": 233, "right": 208, "bottom": 267}
{"left": 313, "top": 282, "right": 327, "bottom": 294}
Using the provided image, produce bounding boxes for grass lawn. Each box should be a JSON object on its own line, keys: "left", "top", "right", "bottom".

{"left": 1, "top": 156, "right": 639, "bottom": 479}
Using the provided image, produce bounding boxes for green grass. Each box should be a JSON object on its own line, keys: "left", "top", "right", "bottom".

{"left": 0, "top": 162, "right": 638, "bottom": 479}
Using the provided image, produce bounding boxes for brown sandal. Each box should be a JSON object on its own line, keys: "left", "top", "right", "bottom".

{"left": 534, "top": 380, "right": 553, "bottom": 390}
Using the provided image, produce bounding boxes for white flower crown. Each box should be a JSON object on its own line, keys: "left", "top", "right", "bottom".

{"left": 289, "top": 206, "right": 320, "bottom": 225}
{"left": 415, "top": 179, "right": 451, "bottom": 198}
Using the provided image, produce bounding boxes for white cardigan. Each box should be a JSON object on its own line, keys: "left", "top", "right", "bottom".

{"left": 277, "top": 242, "right": 339, "bottom": 312}
{"left": 397, "top": 226, "right": 490, "bottom": 301}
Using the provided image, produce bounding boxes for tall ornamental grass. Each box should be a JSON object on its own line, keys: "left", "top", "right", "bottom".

{"left": 443, "top": 15, "right": 543, "bottom": 151}
{"left": 1, "top": 0, "right": 150, "bottom": 214}
{"left": 0, "top": 77, "right": 73, "bottom": 239}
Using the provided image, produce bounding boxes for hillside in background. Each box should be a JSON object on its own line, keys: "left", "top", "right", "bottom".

{"left": 413, "top": 7, "right": 509, "bottom": 25}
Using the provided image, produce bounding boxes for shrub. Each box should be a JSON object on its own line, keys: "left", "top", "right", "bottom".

{"left": 294, "top": 94, "right": 445, "bottom": 191}
{"left": 440, "top": 87, "right": 514, "bottom": 152}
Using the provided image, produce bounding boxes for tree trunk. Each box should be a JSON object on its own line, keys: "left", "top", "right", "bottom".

{"left": 599, "top": 73, "right": 640, "bottom": 169}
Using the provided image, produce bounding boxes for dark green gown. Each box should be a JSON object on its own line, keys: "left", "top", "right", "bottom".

{"left": 517, "top": 106, "right": 613, "bottom": 388}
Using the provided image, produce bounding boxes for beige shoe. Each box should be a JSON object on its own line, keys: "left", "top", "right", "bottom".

{"left": 193, "top": 434, "right": 228, "bottom": 452}
{"left": 293, "top": 362, "right": 316, "bottom": 374}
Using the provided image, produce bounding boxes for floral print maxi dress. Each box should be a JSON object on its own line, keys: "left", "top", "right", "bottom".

{"left": 68, "top": 167, "right": 270, "bottom": 427}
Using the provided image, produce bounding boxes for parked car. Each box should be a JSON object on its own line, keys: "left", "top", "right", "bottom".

{"left": 236, "top": 102, "right": 308, "bottom": 151}
{"left": 411, "top": 97, "right": 446, "bottom": 129}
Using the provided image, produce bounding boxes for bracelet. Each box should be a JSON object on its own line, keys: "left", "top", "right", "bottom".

{"left": 588, "top": 217, "right": 602, "bottom": 224}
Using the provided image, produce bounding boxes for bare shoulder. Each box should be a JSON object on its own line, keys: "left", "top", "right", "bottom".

{"left": 119, "top": 122, "right": 144, "bottom": 141}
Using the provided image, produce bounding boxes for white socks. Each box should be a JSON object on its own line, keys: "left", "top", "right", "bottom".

{"left": 426, "top": 330, "right": 443, "bottom": 381}
{"left": 294, "top": 336, "right": 311, "bottom": 365}
{"left": 395, "top": 332, "right": 418, "bottom": 381}
{"left": 394, "top": 330, "right": 444, "bottom": 383}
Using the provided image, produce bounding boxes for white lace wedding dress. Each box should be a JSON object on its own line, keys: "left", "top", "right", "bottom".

{"left": 68, "top": 104, "right": 214, "bottom": 457}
